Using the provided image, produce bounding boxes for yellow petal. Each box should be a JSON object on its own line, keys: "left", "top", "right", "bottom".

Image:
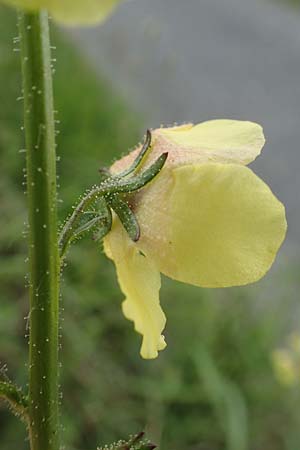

{"left": 49, "top": 0, "right": 121, "bottom": 25}
{"left": 135, "top": 163, "right": 287, "bottom": 288}
{"left": 3, "top": 0, "right": 121, "bottom": 25}
{"left": 159, "top": 119, "right": 265, "bottom": 165}
{"left": 111, "top": 120, "right": 265, "bottom": 174}
{"left": 104, "top": 220, "right": 167, "bottom": 359}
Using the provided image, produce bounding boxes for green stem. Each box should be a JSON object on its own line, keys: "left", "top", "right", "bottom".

{"left": 18, "top": 10, "right": 60, "bottom": 450}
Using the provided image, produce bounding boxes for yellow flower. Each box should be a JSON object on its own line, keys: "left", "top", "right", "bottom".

{"left": 271, "top": 350, "right": 298, "bottom": 387}
{"left": 2, "top": 0, "right": 122, "bottom": 25}
{"left": 104, "top": 120, "right": 287, "bottom": 359}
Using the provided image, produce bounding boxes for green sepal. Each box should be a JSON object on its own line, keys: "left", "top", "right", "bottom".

{"left": 101, "top": 151, "right": 168, "bottom": 195}
{"left": 117, "top": 129, "right": 152, "bottom": 178}
{"left": 98, "top": 166, "right": 111, "bottom": 183}
{"left": 59, "top": 198, "right": 112, "bottom": 257}
{"left": 93, "top": 198, "right": 112, "bottom": 241}
{"left": 98, "top": 130, "right": 152, "bottom": 182}
{"left": 73, "top": 201, "right": 112, "bottom": 240}
{"left": 106, "top": 195, "right": 140, "bottom": 242}
{"left": 73, "top": 215, "right": 110, "bottom": 239}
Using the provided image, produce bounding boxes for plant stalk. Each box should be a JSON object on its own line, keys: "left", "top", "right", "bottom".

{"left": 18, "top": 10, "right": 60, "bottom": 450}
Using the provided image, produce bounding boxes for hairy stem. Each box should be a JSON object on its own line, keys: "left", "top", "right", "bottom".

{"left": 0, "top": 381, "right": 28, "bottom": 421}
{"left": 18, "top": 10, "right": 60, "bottom": 450}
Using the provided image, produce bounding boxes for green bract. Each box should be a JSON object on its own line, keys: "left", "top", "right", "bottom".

{"left": 2, "top": 0, "right": 123, "bottom": 25}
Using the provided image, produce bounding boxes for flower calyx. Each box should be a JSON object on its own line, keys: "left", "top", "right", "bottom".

{"left": 59, "top": 131, "right": 167, "bottom": 259}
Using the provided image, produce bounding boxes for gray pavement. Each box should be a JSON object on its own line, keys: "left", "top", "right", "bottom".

{"left": 69, "top": 0, "right": 300, "bottom": 261}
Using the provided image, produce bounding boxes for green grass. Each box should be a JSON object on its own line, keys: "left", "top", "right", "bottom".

{"left": 1, "top": 4, "right": 300, "bottom": 450}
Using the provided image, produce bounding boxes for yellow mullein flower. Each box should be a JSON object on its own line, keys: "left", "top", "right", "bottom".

{"left": 104, "top": 120, "right": 287, "bottom": 359}
{"left": 2, "top": 0, "right": 122, "bottom": 25}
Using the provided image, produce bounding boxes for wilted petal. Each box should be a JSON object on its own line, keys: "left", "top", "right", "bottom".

{"left": 135, "top": 163, "right": 287, "bottom": 287}
{"left": 104, "top": 220, "right": 166, "bottom": 359}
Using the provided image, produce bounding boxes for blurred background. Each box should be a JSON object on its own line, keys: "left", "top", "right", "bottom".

{"left": 1, "top": 0, "right": 300, "bottom": 449}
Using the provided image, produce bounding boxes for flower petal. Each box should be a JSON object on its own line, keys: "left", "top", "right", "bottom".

{"left": 4, "top": 0, "right": 121, "bottom": 25}
{"left": 158, "top": 119, "right": 265, "bottom": 165}
{"left": 49, "top": 0, "right": 122, "bottom": 25}
{"left": 104, "top": 220, "right": 166, "bottom": 359}
{"left": 135, "top": 163, "right": 287, "bottom": 287}
{"left": 111, "top": 120, "right": 265, "bottom": 174}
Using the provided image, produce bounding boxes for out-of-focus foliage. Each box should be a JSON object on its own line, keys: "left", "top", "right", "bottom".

{"left": 1, "top": 4, "right": 300, "bottom": 450}
{"left": 275, "top": 0, "right": 300, "bottom": 7}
